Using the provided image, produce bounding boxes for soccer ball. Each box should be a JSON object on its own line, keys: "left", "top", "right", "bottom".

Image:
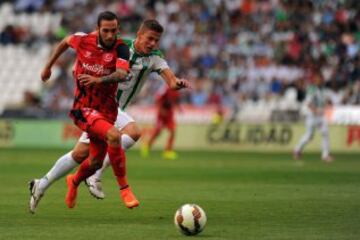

{"left": 174, "top": 204, "right": 207, "bottom": 236}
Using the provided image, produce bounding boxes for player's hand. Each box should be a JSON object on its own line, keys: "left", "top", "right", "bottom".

{"left": 175, "top": 79, "right": 192, "bottom": 90}
{"left": 41, "top": 67, "right": 52, "bottom": 82}
{"left": 78, "top": 74, "right": 101, "bottom": 86}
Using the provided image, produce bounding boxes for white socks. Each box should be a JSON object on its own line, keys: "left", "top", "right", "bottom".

{"left": 37, "top": 134, "right": 136, "bottom": 192}
{"left": 38, "top": 151, "right": 78, "bottom": 193}
{"left": 92, "top": 134, "right": 135, "bottom": 180}
{"left": 321, "top": 128, "right": 330, "bottom": 159}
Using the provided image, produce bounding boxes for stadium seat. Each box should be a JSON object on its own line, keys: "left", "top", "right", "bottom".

{"left": 0, "top": 44, "right": 50, "bottom": 112}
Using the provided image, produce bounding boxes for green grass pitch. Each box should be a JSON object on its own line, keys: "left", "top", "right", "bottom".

{"left": 0, "top": 148, "right": 359, "bottom": 239}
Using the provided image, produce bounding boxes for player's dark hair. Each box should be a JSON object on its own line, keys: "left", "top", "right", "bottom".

{"left": 139, "top": 19, "right": 164, "bottom": 33}
{"left": 97, "top": 11, "right": 119, "bottom": 27}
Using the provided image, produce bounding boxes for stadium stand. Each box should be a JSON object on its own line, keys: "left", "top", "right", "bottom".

{"left": 0, "top": 0, "right": 360, "bottom": 122}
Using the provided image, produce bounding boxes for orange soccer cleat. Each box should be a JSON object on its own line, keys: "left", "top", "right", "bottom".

{"left": 120, "top": 187, "right": 140, "bottom": 209}
{"left": 65, "top": 174, "right": 78, "bottom": 208}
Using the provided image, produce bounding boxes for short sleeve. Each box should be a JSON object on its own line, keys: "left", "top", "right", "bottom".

{"left": 116, "top": 43, "right": 130, "bottom": 71}
{"left": 68, "top": 32, "right": 86, "bottom": 50}
{"left": 152, "top": 55, "right": 169, "bottom": 74}
{"left": 116, "top": 44, "right": 130, "bottom": 61}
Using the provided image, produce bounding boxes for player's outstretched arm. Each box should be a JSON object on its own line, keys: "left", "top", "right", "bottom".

{"left": 161, "top": 68, "right": 192, "bottom": 90}
{"left": 41, "top": 36, "right": 71, "bottom": 82}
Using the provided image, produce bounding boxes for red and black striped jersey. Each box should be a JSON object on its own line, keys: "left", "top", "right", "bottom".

{"left": 68, "top": 32, "right": 129, "bottom": 122}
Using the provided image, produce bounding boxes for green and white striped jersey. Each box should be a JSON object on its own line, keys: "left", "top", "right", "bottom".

{"left": 116, "top": 38, "right": 169, "bottom": 110}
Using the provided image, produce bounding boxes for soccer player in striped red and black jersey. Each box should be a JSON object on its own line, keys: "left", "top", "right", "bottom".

{"left": 142, "top": 87, "right": 180, "bottom": 160}
{"left": 37, "top": 11, "right": 139, "bottom": 210}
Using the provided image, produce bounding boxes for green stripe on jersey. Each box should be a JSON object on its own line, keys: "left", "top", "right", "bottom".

{"left": 116, "top": 90, "right": 123, "bottom": 102}
{"left": 129, "top": 53, "right": 139, "bottom": 67}
{"left": 151, "top": 49, "right": 164, "bottom": 58}
{"left": 117, "top": 49, "right": 139, "bottom": 107}
{"left": 121, "top": 38, "right": 132, "bottom": 47}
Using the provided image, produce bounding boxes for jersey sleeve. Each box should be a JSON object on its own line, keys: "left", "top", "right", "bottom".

{"left": 152, "top": 51, "right": 169, "bottom": 74}
{"left": 68, "top": 32, "right": 86, "bottom": 50}
{"left": 116, "top": 43, "right": 130, "bottom": 72}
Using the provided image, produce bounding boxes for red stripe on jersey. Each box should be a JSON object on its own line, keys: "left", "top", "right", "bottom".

{"left": 116, "top": 58, "right": 129, "bottom": 72}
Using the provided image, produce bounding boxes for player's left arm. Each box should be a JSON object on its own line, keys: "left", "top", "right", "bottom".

{"left": 79, "top": 44, "right": 131, "bottom": 86}
{"left": 160, "top": 68, "right": 192, "bottom": 90}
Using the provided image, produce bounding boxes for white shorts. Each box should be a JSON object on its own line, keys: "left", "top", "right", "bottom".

{"left": 78, "top": 109, "right": 135, "bottom": 144}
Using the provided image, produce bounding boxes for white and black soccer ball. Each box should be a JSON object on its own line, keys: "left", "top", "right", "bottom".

{"left": 174, "top": 204, "right": 207, "bottom": 236}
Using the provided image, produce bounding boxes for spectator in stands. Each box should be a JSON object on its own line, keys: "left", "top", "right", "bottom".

{"left": 0, "top": 25, "right": 17, "bottom": 44}
{"left": 23, "top": 90, "right": 40, "bottom": 108}
{"left": 190, "top": 79, "right": 208, "bottom": 107}
{"left": 2, "top": 0, "right": 360, "bottom": 115}
{"left": 346, "top": 81, "right": 360, "bottom": 105}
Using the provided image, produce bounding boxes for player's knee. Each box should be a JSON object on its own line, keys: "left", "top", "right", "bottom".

{"left": 106, "top": 128, "right": 121, "bottom": 145}
{"left": 307, "top": 136, "right": 314, "bottom": 142}
{"left": 93, "top": 161, "right": 103, "bottom": 170}
{"left": 307, "top": 132, "right": 315, "bottom": 140}
{"left": 72, "top": 149, "right": 88, "bottom": 163}
{"left": 89, "top": 158, "right": 103, "bottom": 170}
{"left": 169, "top": 129, "right": 175, "bottom": 136}
{"left": 123, "top": 124, "right": 141, "bottom": 142}
{"left": 131, "top": 130, "right": 141, "bottom": 142}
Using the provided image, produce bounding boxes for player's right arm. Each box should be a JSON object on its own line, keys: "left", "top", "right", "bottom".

{"left": 150, "top": 50, "right": 191, "bottom": 90}
{"left": 41, "top": 36, "right": 72, "bottom": 82}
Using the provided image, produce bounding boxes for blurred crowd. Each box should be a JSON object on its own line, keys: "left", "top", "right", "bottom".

{"left": 1, "top": 0, "right": 360, "bottom": 116}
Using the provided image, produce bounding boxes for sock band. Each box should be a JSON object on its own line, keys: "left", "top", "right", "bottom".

{"left": 120, "top": 185, "right": 129, "bottom": 190}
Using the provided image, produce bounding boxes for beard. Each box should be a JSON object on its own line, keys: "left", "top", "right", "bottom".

{"left": 98, "top": 35, "right": 116, "bottom": 50}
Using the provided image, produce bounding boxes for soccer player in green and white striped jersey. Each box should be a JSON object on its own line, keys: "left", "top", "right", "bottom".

{"left": 294, "top": 74, "right": 333, "bottom": 162}
{"left": 29, "top": 19, "right": 191, "bottom": 213}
